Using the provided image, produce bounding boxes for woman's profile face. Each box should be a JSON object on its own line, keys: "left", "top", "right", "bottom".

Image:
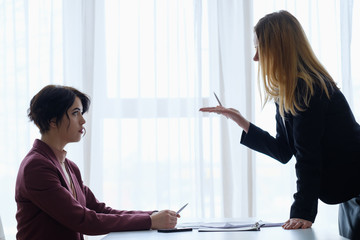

{"left": 56, "top": 97, "right": 86, "bottom": 144}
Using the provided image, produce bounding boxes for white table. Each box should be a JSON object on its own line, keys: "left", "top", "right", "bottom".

{"left": 101, "top": 222, "right": 347, "bottom": 240}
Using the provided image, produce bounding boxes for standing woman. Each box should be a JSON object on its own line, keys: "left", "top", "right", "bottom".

{"left": 15, "top": 85, "right": 178, "bottom": 240}
{"left": 200, "top": 10, "right": 360, "bottom": 239}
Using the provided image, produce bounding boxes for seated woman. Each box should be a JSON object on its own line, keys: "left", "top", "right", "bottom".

{"left": 15, "top": 85, "right": 179, "bottom": 240}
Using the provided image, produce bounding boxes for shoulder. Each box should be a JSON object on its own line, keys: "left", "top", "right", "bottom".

{"left": 296, "top": 78, "right": 338, "bottom": 113}
{"left": 17, "top": 148, "right": 60, "bottom": 191}
{"left": 21, "top": 148, "right": 56, "bottom": 175}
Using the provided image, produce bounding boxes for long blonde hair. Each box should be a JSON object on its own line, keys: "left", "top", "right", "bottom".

{"left": 254, "top": 10, "right": 338, "bottom": 116}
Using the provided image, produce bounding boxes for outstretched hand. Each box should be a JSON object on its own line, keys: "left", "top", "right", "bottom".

{"left": 282, "top": 218, "right": 312, "bottom": 230}
{"left": 199, "top": 106, "right": 250, "bottom": 133}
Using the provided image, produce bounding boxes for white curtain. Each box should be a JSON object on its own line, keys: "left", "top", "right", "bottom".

{"left": 85, "top": 0, "right": 251, "bottom": 220}
{"left": 0, "top": 0, "right": 359, "bottom": 239}
{"left": 350, "top": 0, "right": 360, "bottom": 118}
{"left": 207, "top": 0, "right": 255, "bottom": 217}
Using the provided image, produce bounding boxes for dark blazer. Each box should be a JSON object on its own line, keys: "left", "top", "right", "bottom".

{"left": 15, "top": 139, "right": 153, "bottom": 240}
{"left": 241, "top": 84, "right": 360, "bottom": 222}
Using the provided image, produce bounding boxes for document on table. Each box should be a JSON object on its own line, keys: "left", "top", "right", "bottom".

{"left": 178, "top": 220, "right": 284, "bottom": 232}
{"left": 198, "top": 225, "right": 260, "bottom": 232}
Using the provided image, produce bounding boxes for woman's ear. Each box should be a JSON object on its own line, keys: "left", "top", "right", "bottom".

{"left": 49, "top": 118, "right": 57, "bottom": 128}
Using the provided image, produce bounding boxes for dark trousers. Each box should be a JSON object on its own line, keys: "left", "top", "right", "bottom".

{"left": 339, "top": 196, "right": 360, "bottom": 240}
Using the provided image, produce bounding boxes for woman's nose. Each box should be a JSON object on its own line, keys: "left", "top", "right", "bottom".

{"left": 253, "top": 48, "right": 259, "bottom": 61}
{"left": 80, "top": 114, "right": 86, "bottom": 124}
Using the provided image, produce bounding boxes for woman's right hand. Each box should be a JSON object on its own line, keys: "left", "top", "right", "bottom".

{"left": 199, "top": 106, "right": 250, "bottom": 133}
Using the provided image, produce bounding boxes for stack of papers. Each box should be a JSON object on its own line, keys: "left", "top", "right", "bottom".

{"left": 178, "top": 220, "right": 284, "bottom": 232}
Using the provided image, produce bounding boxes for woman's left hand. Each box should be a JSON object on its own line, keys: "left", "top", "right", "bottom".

{"left": 282, "top": 218, "right": 312, "bottom": 229}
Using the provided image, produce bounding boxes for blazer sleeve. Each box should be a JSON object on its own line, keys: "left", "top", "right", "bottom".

{"left": 23, "top": 157, "right": 152, "bottom": 235}
{"left": 240, "top": 110, "right": 293, "bottom": 164}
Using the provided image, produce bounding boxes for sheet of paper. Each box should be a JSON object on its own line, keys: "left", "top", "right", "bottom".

{"left": 198, "top": 226, "right": 260, "bottom": 232}
{"left": 178, "top": 220, "right": 284, "bottom": 229}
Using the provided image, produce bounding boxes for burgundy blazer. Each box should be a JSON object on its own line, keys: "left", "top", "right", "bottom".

{"left": 15, "top": 139, "right": 153, "bottom": 240}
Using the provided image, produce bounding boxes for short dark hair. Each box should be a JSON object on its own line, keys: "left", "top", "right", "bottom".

{"left": 28, "top": 85, "right": 91, "bottom": 134}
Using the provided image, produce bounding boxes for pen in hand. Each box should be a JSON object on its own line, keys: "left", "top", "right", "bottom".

{"left": 213, "top": 92, "right": 223, "bottom": 106}
{"left": 177, "top": 203, "right": 188, "bottom": 215}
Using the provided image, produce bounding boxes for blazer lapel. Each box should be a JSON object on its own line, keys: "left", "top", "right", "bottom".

{"left": 53, "top": 160, "right": 74, "bottom": 196}
{"left": 66, "top": 161, "right": 86, "bottom": 205}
